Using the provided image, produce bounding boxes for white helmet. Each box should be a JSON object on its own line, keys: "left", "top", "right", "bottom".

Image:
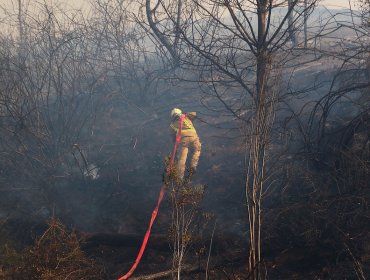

{"left": 171, "top": 108, "right": 182, "bottom": 117}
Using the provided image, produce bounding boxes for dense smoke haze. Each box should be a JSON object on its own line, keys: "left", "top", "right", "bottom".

{"left": 0, "top": 1, "right": 369, "bottom": 279}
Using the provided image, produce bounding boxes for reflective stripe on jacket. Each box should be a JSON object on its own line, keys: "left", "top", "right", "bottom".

{"left": 170, "top": 114, "right": 196, "bottom": 135}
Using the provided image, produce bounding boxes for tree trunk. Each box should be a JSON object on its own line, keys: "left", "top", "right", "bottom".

{"left": 304, "top": 0, "right": 308, "bottom": 48}
{"left": 247, "top": 1, "right": 270, "bottom": 279}
{"left": 288, "top": 0, "right": 296, "bottom": 47}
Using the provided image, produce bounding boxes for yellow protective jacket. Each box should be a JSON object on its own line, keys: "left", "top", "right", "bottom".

{"left": 170, "top": 112, "right": 197, "bottom": 137}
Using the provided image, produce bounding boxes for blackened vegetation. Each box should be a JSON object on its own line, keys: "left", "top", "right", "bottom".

{"left": 0, "top": 2, "right": 369, "bottom": 280}
{"left": 1, "top": 89, "right": 368, "bottom": 279}
{"left": 264, "top": 110, "right": 370, "bottom": 278}
{"left": 1, "top": 218, "right": 104, "bottom": 279}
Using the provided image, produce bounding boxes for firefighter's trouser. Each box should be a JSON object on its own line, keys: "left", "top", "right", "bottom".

{"left": 176, "top": 133, "right": 201, "bottom": 179}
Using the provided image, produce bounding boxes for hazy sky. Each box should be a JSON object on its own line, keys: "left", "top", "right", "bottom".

{"left": 323, "top": 0, "right": 356, "bottom": 9}
{"left": 0, "top": 0, "right": 358, "bottom": 34}
{"left": 0, "top": 0, "right": 357, "bottom": 12}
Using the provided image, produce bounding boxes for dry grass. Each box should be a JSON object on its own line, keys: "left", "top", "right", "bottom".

{"left": 10, "top": 218, "right": 104, "bottom": 280}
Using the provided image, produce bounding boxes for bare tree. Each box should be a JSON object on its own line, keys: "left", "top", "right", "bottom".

{"left": 0, "top": 2, "right": 106, "bottom": 217}
{"left": 143, "top": 0, "right": 318, "bottom": 278}
{"left": 269, "top": 3, "right": 370, "bottom": 278}
{"left": 167, "top": 177, "right": 204, "bottom": 279}
{"left": 145, "top": 0, "right": 183, "bottom": 66}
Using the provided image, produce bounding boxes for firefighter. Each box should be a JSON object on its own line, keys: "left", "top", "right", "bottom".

{"left": 170, "top": 108, "right": 201, "bottom": 180}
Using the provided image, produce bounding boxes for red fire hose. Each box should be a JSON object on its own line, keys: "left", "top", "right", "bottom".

{"left": 118, "top": 114, "right": 185, "bottom": 280}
